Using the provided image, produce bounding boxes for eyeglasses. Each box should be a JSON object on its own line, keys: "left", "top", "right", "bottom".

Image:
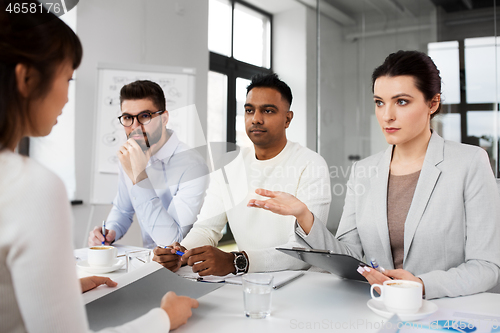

{"left": 117, "top": 110, "right": 165, "bottom": 127}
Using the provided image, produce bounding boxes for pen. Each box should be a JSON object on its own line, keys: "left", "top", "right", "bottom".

{"left": 273, "top": 272, "right": 305, "bottom": 290}
{"left": 101, "top": 220, "right": 106, "bottom": 246}
{"left": 370, "top": 258, "right": 386, "bottom": 273}
{"left": 159, "top": 245, "right": 184, "bottom": 256}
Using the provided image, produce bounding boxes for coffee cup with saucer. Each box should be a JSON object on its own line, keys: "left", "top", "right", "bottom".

{"left": 368, "top": 280, "right": 438, "bottom": 321}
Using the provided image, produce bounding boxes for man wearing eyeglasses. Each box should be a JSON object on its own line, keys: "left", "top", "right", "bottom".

{"left": 88, "top": 80, "right": 209, "bottom": 249}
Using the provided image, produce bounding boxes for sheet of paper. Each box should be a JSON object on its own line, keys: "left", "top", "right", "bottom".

{"left": 225, "top": 271, "right": 305, "bottom": 289}
{"left": 176, "top": 266, "right": 304, "bottom": 288}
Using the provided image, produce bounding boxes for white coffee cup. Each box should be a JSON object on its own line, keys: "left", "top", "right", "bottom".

{"left": 370, "top": 280, "right": 423, "bottom": 314}
{"left": 88, "top": 246, "right": 117, "bottom": 267}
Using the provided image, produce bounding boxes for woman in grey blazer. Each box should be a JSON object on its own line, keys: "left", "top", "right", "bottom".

{"left": 248, "top": 50, "right": 500, "bottom": 299}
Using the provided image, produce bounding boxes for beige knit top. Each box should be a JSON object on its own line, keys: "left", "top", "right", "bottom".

{"left": 387, "top": 170, "right": 421, "bottom": 269}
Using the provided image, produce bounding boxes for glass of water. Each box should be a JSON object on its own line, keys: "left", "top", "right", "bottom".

{"left": 125, "top": 249, "right": 152, "bottom": 273}
{"left": 242, "top": 273, "right": 273, "bottom": 319}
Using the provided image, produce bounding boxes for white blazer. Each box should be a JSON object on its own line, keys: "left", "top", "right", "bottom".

{"left": 298, "top": 131, "right": 500, "bottom": 299}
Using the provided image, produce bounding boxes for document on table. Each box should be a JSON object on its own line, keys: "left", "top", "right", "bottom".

{"left": 176, "top": 266, "right": 305, "bottom": 289}
{"left": 379, "top": 309, "right": 500, "bottom": 333}
{"left": 85, "top": 262, "right": 223, "bottom": 331}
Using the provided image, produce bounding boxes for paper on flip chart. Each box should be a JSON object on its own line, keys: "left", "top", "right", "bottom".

{"left": 378, "top": 309, "right": 500, "bottom": 333}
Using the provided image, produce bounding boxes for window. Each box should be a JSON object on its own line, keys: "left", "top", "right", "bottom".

{"left": 207, "top": 0, "right": 272, "bottom": 146}
{"left": 429, "top": 38, "right": 500, "bottom": 175}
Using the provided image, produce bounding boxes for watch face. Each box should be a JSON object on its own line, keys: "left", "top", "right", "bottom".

{"left": 235, "top": 255, "right": 247, "bottom": 270}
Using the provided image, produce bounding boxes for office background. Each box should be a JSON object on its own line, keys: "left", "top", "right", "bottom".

{"left": 26, "top": 0, "right": 500, "bottom": 249}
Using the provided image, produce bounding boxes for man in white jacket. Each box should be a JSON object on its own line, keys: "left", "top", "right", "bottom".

{"left": 153, "top": 73, "right": 331, "bottom": 275}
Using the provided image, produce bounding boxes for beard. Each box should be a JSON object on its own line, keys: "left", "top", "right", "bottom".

{"left": 128, "top": 124, "right": 163, "bottom": 152}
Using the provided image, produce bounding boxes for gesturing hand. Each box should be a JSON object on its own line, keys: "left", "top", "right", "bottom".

{"left": 80, "top": 276, "right": 117, "bottom": 293}
{"left": 182, "top": 246, "right": 235, "bottom": 276}
{"left": 247, "top": 188, "right": 315, "bottom": 233}
{"left": 117, "top": 138, "right": 152, "bottom": 185}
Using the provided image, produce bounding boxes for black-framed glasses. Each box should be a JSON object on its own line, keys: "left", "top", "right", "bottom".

{"left": 117, "top": 110, "right": 165, "bottom": 127}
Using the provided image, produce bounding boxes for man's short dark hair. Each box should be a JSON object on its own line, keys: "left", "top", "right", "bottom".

{"left": 120, "top": 80, "right": 166, "bottom": 111}
{"left": 246, "top": 73, "right": 293, "bottom": 107}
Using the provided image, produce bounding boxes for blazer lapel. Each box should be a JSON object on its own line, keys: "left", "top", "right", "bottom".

{"left": 370, "top": 146, "right": 394, "bottom": 267}
{"left": 403, "top": 132, "right": 444, "bottom": 263}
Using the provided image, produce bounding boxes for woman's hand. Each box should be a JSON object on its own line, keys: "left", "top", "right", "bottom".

{"left": 80, "top": 276, "right": 118, "bottom": 293}
{"left": 161, "top": 291, "right": 199, "bottom": 330}
{"left": 357, "top": 266, "right": 425, "bottom": 296}
{"left": 247, "top": 189, "right": 315, "bottom": 234}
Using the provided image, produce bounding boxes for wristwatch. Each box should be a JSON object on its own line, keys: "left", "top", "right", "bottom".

{"left": 231, "top": 251, "right": 248, "bottom": 274}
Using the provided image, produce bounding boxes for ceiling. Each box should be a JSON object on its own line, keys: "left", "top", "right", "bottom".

{"left": 242, "top": 0, "right": 496, "bottom": 27}
{"left": 429, "top": 0, "right": 495, "bottom": 12}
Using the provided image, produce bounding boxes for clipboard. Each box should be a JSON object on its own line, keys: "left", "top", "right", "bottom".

{"left": 276, "top": 247, "right": 369, "bottom": 282}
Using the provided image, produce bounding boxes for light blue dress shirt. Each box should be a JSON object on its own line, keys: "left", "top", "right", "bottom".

{"left": 106, "top": 130, "right": 209, "bottom": 248}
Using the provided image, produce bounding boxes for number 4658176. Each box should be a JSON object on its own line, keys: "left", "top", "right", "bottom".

{"left": 5, "top": 2, "right": 62, "bottom": 14}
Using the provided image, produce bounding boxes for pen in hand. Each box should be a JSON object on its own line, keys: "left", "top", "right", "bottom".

{"left": 159, "top": 245, "right": 184, "bottom": 256}
{"left": 101, "top": 220, "right": 106, "bottom": 246}
{"left": 370, "top": 258, "right": 386, "bottom": 273}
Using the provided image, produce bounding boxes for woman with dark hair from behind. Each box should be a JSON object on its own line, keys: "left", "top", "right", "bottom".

{"left": 0, "top": 1, "right": 197, "bottom": 331}
{"left": 248, "top": 50, "right": 500, "bottom": 299}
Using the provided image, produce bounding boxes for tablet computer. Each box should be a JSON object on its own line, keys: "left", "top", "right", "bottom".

{"left": 276, "top": 247, "right": 369, "bottom": 282}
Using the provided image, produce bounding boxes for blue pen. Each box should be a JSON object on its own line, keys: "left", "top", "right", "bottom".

{"left": 159, "top": 245, "right": 184, "bottom": 256}
{"left": 101, "top": 220, "right": 106, "bottom": 246}
{"left": 370, "top": 258, "right": 386, "bottom": 273}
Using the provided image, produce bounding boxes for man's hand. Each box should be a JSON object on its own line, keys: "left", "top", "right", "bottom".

{"left": 80, "top": 276, "right": 117, "bottom": 293}
{"left": 160, "top": 291, "right": 199, "bottom": 330}
{"left": 153, "top": 242, "right": 186, "bottom": 272}
{"left": 117, "top": 138, "right": 151, "bottom": 185}
{"left": 182, "top": 245, "right": 235, "bottom": 276}
{"left": 248, "top": 189, "right": 314, "bottom": 234}
{"left": 88, "top": 226, "right": 116, "bottom": 247}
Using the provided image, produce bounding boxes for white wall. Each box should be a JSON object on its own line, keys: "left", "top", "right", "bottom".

{"left": 72, "top": 0, "right": 208, "bottom": 247}
{"left": 273, "top": 6, "right": 309, "bottom": 147}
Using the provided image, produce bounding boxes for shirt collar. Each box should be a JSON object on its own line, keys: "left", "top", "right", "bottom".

{"left": 148, "top": 129, "right": 179, "bottom": 166}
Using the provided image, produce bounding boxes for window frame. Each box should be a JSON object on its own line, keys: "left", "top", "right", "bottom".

{"left": 436, "top": 39, "right": 499, "bottom": 176}
{"left": 209, "top": 0, "right": 273, "bottom": 145}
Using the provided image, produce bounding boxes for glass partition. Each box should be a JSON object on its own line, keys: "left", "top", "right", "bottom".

{"left": 316, "top": 0, "right": 499, "bottom": 231}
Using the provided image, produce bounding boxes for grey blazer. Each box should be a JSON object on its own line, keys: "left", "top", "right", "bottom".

{"left": 298, "top": 131, "right": 500, "bottom": 299}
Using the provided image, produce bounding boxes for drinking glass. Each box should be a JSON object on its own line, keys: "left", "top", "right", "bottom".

{"left": 242, "top": 273, "right": 273, "bottom": 319}
{"left": 125, "top": 249, "right": 152, "bottom": 273}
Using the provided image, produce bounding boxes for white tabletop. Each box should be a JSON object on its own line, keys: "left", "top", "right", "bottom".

{"left": 76, "top": 248, "right": 500, "bottom": 333}
{"left": 174, "top": 272, "right": 500, "bottom": 333}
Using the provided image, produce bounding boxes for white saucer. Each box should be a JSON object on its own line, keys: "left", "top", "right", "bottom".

{"left": 76, "top": 259, "right": 125, "bottom": 274}
{"left": 367, "top": 299, "right": 438, "bottom": 322}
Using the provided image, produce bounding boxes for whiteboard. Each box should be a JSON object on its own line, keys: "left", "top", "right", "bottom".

{"left": 90, "top": 63, "right": 202, "bottom": 204}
